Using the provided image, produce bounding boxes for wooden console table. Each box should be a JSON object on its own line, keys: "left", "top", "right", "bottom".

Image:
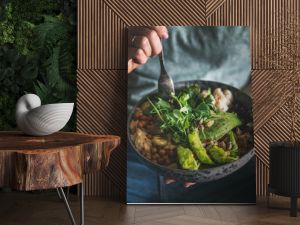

{"left": 0, "top": 131, "right": 120, "bottom": 225}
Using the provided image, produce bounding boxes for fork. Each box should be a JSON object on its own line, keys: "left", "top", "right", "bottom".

{"left": 158, "top": 41, "right": 175, "bottom": 99}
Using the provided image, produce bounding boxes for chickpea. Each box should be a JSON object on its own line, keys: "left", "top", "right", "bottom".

{"left": 218, "top": 141, "right": 226, "bottom": 149}
{"left": 168, "top": 150, "right": 174, "bottom": 157}
{"left": 152, "top": 153, "right": 160, "bottom": 160}
{"left": 146, "top": 124, "right": 162, "bottom": 135}
{"left": 152, "top": 136, "right": 168, "bottom": 147}
{"left": 158, "top": 158, "right": 164, "bottom": 164}
{"left": 138, "top": 120, "right": 147, "bottom": 128}
{"left": 143, "top": 141, "right": 151, "bottom": 151}
{"left": 129, "top": 120, "right": 138, "bottom": 131}
{"left": 133, "top": 109, "right": 143, "bottom": 119}
{"left": 152, "top": 147, "right": 158, "bottom": 153}
{"left": 165, "top": 159, "right": 171, "bottom": 165}
{"left": 141, "top": 115, "right": 152, "bottom": 121}
{"left": 145, "top": 153, "right": 151, "bottom": 159}
{"left": 168, "top": 144, "right": 177, "bottom": 150}
{"left": 159, "top": 149, "right": 166, "bottom": 156}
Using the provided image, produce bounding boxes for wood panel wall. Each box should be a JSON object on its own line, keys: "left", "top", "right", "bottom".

{"left": 77, "top": 0, "right": 300, "bottom": 201}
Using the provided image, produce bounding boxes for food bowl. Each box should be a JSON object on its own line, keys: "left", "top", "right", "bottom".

{"left": 128, "top": 80, "right": 254, "bottom": 183}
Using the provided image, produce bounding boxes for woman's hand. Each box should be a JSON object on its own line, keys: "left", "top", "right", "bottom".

{"left": 128, "top": 26, "right": 168, "bottom": 74}
{"left": 164, "top": 178, "right": 196, "bottom": 188}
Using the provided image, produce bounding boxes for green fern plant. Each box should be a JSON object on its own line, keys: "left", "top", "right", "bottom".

{"left": 33, "top": 15, "right": 76, "bottom": 103}
{"left": 33, "top": 15, "right": 76, "bottom": 130}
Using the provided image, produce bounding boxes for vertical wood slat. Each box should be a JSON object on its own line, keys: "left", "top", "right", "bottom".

{"left": 77, "top": 69, "right": 127, "bottom": 200}
{"left": 78, "top": 0, "right": 300, "bottom": 199}
{"left": 77, "top": 0, "right": 126, "bottom": 70}
{"left": 207, "top": 0, "right": 300, "bottom": 196}
{"left": 206, "top": 0, "right": 299, "bottom": 70}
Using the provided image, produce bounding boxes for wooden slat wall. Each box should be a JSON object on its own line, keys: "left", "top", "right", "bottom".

{"left": 77, "top": 0, "right": 300, "bottom": 200}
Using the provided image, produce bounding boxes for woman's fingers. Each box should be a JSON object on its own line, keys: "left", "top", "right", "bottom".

{"left": 183, "top": 182, "right": 196, "bottom": 188}
{"left": 148, "top": 26, "right": 169, "bottom": 39}
{"left": 134, "top": 48, "right": 148, "bottom": 64}
{"left": 164, "top": 177, "right": 196, "bottom": 188}
{"left": 143, "top": 29, "right": 162, "bottom": 56}
{"left": 127, "top": 26, "right": 168, "bottom": 73}
{"left": 128, "top": 47, "right": 148, "bottom": 73}
{"left": 133, "top": 36, "right": 152, "bottom": 57}
{"left": 164, "top": 178, "right": 176, "bottom": 185}
{"left": 128, "top": 47, "right": 148, "bottom": 64}
{"left": 128, "top": 59, "right": 139, "bottom": 73}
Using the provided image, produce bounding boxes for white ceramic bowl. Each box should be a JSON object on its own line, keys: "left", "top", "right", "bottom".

{"left": 16, "top": 94, "right": 74, "bottom": 136}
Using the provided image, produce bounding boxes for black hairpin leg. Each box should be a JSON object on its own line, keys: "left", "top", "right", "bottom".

{"left": 267, "top": 187, "right": 299, "bottom": 217}
{"left": 57, "top": 186, "right": 70, "bottom": 200}
{"left": 290, "top": 196, "right": 298, "bottom": 217}
{"left": 56, "top": 183, "right": 84, "bottom": 225}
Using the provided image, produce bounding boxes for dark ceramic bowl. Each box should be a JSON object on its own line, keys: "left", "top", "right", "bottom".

{"left": 128, "top": 80, "right": 254, "bottom": 183}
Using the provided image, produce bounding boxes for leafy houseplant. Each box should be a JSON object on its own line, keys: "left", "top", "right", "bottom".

{"left": 0, "top": 44, "right": 38, "bottom": 129}
{"left": 0, "top": 0, "right": 76, "bottom": 131}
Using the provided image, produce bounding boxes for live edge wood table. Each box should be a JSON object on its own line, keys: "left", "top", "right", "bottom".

{"left": 0, "top": 131, "right": 120, "bottom": 225}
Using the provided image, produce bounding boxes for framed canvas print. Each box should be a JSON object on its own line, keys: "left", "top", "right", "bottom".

{"left": 127, "top": 26, "right": 255, "bottom": 203}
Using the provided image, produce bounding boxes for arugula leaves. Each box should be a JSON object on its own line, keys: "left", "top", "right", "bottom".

{"left": 148, "top": 85, "right": 214, "bottom": 144}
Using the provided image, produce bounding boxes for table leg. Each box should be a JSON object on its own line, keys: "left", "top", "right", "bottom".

{"left": 80, "top": 183, "right": 84, "bottom": 225}
{"left": 56, "top": 183, "right": 84, "bottom": 225}
{"left": 290, "top": 196, "right": 298, "bottom": 217}
{"left": 56, "top": 186, "right": 70, "bottom": 200}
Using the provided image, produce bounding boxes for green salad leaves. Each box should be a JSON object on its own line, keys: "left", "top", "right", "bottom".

{"left": 148, "top": 84, "right": 243, "bottom": 169}
{"left": 148, "top": 85, "right": 215, "bottom": 144}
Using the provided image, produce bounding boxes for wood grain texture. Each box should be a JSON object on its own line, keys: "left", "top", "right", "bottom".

{"left": 0, "top": 132, "right": 120, "bottom": 191}
{"left": 77, "top": 0, "right": 126, "bottom": 69}
{"left": 1, "top": 193, "right": 300, "bottom": 225}
{"left": 77, "top": 0, "right": 300, "bottom": 199}
{"left": 77, "top": 69, "right": 127, "bottom": 199}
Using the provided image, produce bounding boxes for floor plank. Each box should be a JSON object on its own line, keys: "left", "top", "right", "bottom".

{"left": 0, "top": 192, "right": 299, "bottom": 225}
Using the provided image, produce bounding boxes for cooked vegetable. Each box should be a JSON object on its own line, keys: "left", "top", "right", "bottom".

{"left": 148, "top": 85, "right": 213, "bottom": 144}
{"left": 199, "top": 112, "right": 241, "bottom": 141}
{"left": 152, "top": 136, "right": 168, "bottom": 147}
{"left": 207, "top": 145, "right": 237, "bottom": 164}
{"left": 188, "top": 128, "right": 214, "bottom": 165}
{"left": 130, "top": 84, "right": 253, "bottom": 170}
{"left": 228, "top": 130, "right": 239, "bottom": 157}
{"left": 177, "top": 146, "right": 200, "bottom": 170}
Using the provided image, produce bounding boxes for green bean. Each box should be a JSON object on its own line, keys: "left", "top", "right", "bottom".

{"left": 177, "top": 146, "right": 200, "bottom": 170}
{"left": 188, "top": 129, "right": 214, "bottom": 165}
{"left": 228, "top": 130, "right": 239, "bottom": 157}
{"left": 207, "top": 145, "right": 238, "bottom": 164}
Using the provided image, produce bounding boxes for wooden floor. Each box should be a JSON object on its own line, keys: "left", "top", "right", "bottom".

{"left": 0, "top": 192, "right": 299, "bottom": 225}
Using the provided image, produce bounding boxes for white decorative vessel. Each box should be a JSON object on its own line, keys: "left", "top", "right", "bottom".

{"left": 16, "top": 94, "right": 74, "bottom": 136}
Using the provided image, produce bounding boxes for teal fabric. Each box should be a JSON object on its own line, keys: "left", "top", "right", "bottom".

{"left": 128, "top": 26, "right": 250, "bottom": 111}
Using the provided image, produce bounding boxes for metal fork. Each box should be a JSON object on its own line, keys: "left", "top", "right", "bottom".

{"left": 158, "top": 41, "right": 175, "bottom": 99}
